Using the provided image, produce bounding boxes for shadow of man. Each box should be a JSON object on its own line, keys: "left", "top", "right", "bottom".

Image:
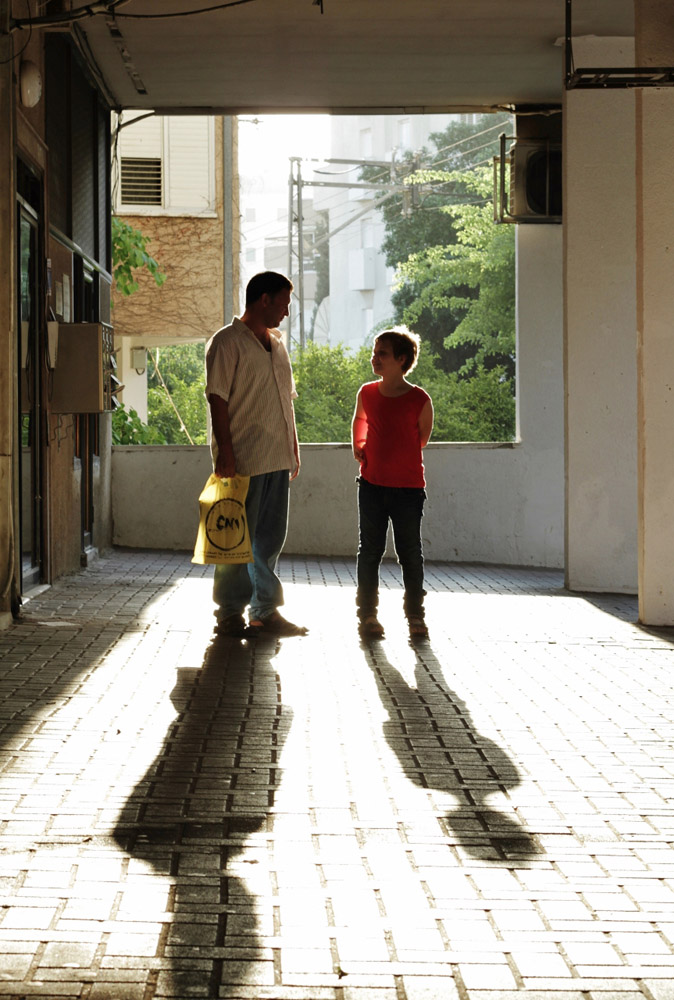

{"left": 114, "top": 634, "right": 292, "bottom": 996}
{"left": 362, "top": 639, "right": 541, "bottom": 863}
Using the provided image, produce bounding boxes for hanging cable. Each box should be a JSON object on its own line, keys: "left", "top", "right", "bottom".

{"left": 11, "top": 0, "right": 130, "bottom": 30}
{"left": 113, "top": 0, "right": 258, "bottom": 17}
{"left": 0, "top": 0, "right": 31, "bottom": 65}
{"left": 149, "top": 350, "right": 195, "bottom": 445}
{"left": 11, "top": 0, "right": 256, "bottom": 29}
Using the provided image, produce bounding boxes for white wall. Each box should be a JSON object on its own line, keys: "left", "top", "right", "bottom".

{"left": 111, "top": 441, "right": 563, "bottom": 565}
{"left": 117, "top": 339, "right": 148, "bottom": 422}
{"left": 112, "top": 446, "right": 212, "bottom": 550}
{"left": 563, "top": 38, "right": 638, "bottom": 593}
{"left": 636, "top": 85, "right": 674, "bottom": 621}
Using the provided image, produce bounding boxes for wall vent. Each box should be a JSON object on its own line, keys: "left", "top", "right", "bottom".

{"left": 121, "top": 157, "right": 162, "bottom": 206}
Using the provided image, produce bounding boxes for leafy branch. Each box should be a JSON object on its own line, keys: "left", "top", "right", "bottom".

{"left": 111, "top": 216, "right": 166, "bottom": 297}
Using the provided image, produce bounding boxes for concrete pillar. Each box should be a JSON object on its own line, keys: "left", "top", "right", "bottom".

{"left": 563, "top": 37, "right": 638, "bottom": 593}
{"left": 0, "top": 0, "right": 17, "bottom": 628}
{"left": 515, "top": 224, "right": 565, "bottom": 566}
{"left": 635, "top": 1, "right": 674, "bottom": 623}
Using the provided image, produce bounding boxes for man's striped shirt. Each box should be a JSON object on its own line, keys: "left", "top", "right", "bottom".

{"left": 205, "top": 318, "right": 298, "bottom": 476}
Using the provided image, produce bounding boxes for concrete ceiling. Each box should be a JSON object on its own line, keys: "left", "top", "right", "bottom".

{"left": 73, "top": 0, "right": 634, "bottom": 113}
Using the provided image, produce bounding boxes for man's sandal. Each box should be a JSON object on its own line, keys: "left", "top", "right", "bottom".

{"left": 359, "top": 615, "right": 385, "bottom": 638}
{"left": 248, "top": 610, "right": 308, "bottom": 636}
{"left": 216, "top": 613, "right": 253, "bottom": 638}
{"left": 407, "top": 616, "right": 429, "bottom": 639}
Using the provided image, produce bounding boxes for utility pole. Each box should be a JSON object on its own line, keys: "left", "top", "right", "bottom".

{"left": 222, "top": 116, "right": 236, "bottom": 323}
{"left": 287, "top": 157, "right": 306, "bottom": 349}
{"left": 286, "top": 156, "right": 411, "bottom": 350}
{"left": 296, "top": 158, "right": 305, "bottom": 350}
{"left": 287, "top": 160, "right": 294, "bottom": 342}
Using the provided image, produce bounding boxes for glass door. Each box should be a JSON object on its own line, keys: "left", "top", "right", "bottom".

{"left": 17, "top": 206, "right": 42, "bottom": 588}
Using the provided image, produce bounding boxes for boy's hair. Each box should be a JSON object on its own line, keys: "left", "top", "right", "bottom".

{"left": 246, "top": 271, "right": 293, "bottom": 306}
{"left": 375, "top": 327, "right": 421, "bottom": 374}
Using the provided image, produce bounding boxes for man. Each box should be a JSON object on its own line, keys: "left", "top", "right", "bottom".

{"left": 205, "top": 271, "right": 307, "bottom": 637}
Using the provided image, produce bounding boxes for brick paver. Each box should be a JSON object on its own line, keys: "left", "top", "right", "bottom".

{"left": 0, "top": 549, "right": 673, "bottom": 998}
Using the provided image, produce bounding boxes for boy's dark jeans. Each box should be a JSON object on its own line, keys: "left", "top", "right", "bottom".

{"left": 356, "top": 477, "right": 427, "bottom": 620}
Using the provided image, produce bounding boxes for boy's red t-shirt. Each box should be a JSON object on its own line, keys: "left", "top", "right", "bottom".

{"left": 359, "top": 380, "right": 430, "bottom": 488}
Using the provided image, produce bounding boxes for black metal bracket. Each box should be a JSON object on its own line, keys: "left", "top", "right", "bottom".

{"left": 565, "top": 0, "right": 674, "bottom": 89}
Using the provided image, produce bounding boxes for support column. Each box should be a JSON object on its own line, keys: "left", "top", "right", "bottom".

{"left": 635, "top": 1, "right": 674, "bottom": 623}
{"left": 564, "top": 37, "right": 638, "bottom": 593}
{"left": 0, "top": 1, "right": 17, "bottom": 628}
{"left": 515, "top": 224, "right": 565, "bottom": 567}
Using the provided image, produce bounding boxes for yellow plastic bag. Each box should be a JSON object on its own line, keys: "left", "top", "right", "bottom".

{"left": 192, "top": 474, "right": 253, "bottom": 565}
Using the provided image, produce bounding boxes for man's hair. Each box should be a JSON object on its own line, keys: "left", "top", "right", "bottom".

{"left": 375, "top": 327, "right": 421, "bottom": 373}
{"left": 245, "top": 271, "right": 293, "bottom": 306}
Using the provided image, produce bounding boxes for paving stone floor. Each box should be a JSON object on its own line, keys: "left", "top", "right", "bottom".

{"left": 0, "top": 549, "right": 674, "bottom": 999}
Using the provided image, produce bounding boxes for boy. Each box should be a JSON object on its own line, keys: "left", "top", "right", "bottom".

{"left": 351, "top": 328, "right": 434, "bottom": 638}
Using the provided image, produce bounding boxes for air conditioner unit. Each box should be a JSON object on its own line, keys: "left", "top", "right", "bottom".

{"left": 494, "top": 136, "right": 562, "bottom": 224}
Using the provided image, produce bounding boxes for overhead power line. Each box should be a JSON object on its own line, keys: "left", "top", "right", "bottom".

{"left": 11, "top": 0, "right": 257, "bottom": 29}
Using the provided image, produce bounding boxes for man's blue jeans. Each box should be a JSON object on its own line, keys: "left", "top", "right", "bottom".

{"left": 356, "top": 477, "right": 426, "bottom": 620}
{"left": 213, "top": 469, "right": 289, "bottom": 621}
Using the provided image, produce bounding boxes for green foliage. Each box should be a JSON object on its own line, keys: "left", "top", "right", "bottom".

{"left": 146, "top": 343, "right": 208, "bottom": 445}
{"left": 292, "top": 342, "right": 514, "bottom": 444}
{"left": 412, "top": 355, "right": 515, "bottom": 442}
{"left": 396, "top": 168, "right": 515, "bottom": 380}
{"left": 292, "top": 343, "right": 373, "bottom": 442}
{"left": 111, "top": 216, "right": 166, "bottom": 297}
{"left": 361, "top": 115, "right": 511, "bottom": 370}
{"left": 111, "top": 404, "right": 166, "bottom": 445}
{"left": 118, "top": 336, "right": 514, "bottom": 447}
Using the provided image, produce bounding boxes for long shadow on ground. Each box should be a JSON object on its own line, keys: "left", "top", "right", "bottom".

{"left": 114, "top": 634, "right": 292, "bottom": 997}
{"left": 362, "top": 638, "right": 541, "bottom": 862}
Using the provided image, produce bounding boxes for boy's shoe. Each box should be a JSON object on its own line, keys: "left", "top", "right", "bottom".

{"left": 407, "top": 616, "right": 429, "bottom": 639}
{"left": 216, "top": 613, "right": 253, "bottom": 638}
{"left": 359, "top": 614, "right": 385, "bottom": 638}
{"left": 248, "top": 610, "right": 308, "bottom": 636}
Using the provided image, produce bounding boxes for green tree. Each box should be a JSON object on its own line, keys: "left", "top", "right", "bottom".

{"left": 292, "top": 343, "right": 372, "bottom": 442}
{"left": 396, "top": 168, "right": 515, "bottom": 382}
{"left": 291, "top": 341, "right": 514, "bottom": 444}
{"left": 146, "top": 343, "right": 208, "bottom": 445}
{"left": 111, "top": 216, "right": 166, "bottom": 297}
{"left": 412, "top": 352, "right": 515, "bottom": 442}
{"left": 361, "top": 115, "right": 511, "bottom": 370}
{"left": 111, "top": 404, "right": 166, "bottom": 445}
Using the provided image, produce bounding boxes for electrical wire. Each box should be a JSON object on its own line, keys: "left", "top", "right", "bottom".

{"left": 431, "top": 118, "right": 511, "bottom": 159}
{"left": 240, "top": 118, "right": 510, "bottom": 286}
{"left": 10, "top": 0, "right": 255, "bottom": 29}
{"left": 0, "top": 0, "right": 31, "bottom": 65}
{"left": 240, "top": 153, "right": 494, "bottom": 257}
{"left": 113, "top": 0, "right": 258, "bottom": 17}
{"left": 428, "top": 136, "right": 506, "bottom": 173}
{"left": 314, "top": 164, "right": 366, "bottom": 176}
{"left": 11, "top": 0, "right": 130, "bottom": 30}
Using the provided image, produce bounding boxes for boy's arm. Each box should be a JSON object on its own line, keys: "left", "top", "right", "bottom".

{"left": 418, "top": 398, "right": 434, "bottom": 449}
{"left": 351, "top": 389, "right": 368, "bottom": 461}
